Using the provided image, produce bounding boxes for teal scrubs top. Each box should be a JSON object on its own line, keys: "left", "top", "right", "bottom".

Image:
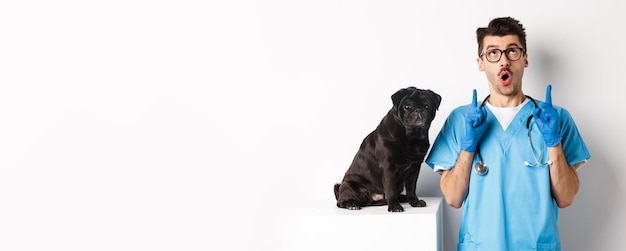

{"left": 426, "top": 99, "right": 590, "bottom": 251}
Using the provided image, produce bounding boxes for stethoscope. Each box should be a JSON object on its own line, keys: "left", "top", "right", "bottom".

{"left": 473, "top": 95, "right": 553, "bottom": 175}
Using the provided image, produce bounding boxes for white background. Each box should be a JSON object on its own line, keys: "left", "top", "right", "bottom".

{"left": 1, "top": 1, "right": 624, "bottom": 250}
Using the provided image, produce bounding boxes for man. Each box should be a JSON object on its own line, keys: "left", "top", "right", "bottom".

{"left": 425, "top": 17, "right": 590, "bottom": 250}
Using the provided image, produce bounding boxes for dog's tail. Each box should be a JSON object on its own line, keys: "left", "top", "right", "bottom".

{"left": 333, "top": 183, "right": 340, "bottom": 201}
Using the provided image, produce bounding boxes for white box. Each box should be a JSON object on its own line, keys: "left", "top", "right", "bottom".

{"left": 283, "top": 197, "right": 443, "bottom": 251}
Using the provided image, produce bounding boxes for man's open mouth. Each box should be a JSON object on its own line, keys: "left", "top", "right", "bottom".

{"left": 501, "top": 72, "right": 510, "bottom": 81}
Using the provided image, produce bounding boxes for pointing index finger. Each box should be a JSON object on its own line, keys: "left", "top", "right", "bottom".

{"left": 545, "top": 84, "right": 552, "bottom": 105}
{"left": 472, "top": 89, "right": 477, "bottom": 107}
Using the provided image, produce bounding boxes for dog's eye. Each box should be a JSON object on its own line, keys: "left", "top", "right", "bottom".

{"left": 425, "top": 105, "right": 429, "bottom": 109}
{"left": 404, "top": 105, "right": 412, "bottom": 110}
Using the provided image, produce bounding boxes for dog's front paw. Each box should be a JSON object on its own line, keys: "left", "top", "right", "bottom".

{"left": 409, "top": 199, "right": 427, "bottom": 207}
{"left": 388, "top": 203, "right": 404, "bottom": 212}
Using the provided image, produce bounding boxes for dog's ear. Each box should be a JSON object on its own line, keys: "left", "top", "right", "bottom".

{"left": 391, "top": 87, "right": 416, "bottom": 108}
{"left": 427, "top": 90, "right": 442, "bottom": 110}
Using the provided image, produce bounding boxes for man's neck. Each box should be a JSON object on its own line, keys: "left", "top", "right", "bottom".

{"left": 486, "top": 93, "right": 527, "bottom": 108}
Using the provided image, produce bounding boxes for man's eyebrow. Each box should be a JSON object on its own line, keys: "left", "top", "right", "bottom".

{"left": 484, "top": 45, "right": 498, "bottom": 50}
{"left": 485, "top": 43, "right": 522, "bottom": 50}
{"left": 506, "top": 43, "right": 522, "bottom": 48}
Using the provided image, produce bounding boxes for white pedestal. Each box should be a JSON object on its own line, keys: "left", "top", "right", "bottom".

{"left": 283, "top": 197, "right": 443, "bottom": 251}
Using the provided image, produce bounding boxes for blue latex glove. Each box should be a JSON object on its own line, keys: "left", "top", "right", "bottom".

{"left": 461, "top": 90, "right": 488, "bottom": 152}
{"left": 533, "top": 85, "right": 562, "bottom": 147}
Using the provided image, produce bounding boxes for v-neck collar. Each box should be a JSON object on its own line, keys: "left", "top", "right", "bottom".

{"left": 484, "top": 101, "right": 536, "bottom": 149}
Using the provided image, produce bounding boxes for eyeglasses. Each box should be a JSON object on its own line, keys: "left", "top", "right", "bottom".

{"left": 480, "top": 47, "right": 526, "bottom": 63}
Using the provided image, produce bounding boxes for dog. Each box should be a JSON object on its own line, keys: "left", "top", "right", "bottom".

{"left": 334, "top": 87, "right": 441, "bottom": 212}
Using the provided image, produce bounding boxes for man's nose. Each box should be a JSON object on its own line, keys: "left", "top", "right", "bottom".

{"left": 499, "top": 54, "right": 510, "bottom": 67}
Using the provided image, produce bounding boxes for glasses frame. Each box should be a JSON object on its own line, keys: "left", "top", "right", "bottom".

{"left": 480, "top": 47, "right": 526, "bottom": 63}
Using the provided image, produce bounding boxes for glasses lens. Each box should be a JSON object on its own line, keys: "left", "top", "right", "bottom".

{"left": 485, "top": 49, "right": 502, "bottom": 62}
{"left": 505, "top": 48, "right": 523, "bottom": 61}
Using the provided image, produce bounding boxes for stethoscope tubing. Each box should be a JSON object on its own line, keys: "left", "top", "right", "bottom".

{"left": 473, "top": 95, "right": 547, "bottom": 175}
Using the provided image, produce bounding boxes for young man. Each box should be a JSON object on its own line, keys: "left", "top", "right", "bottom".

{"left": 425, "top": 17, "right": 591, "bottom": 250}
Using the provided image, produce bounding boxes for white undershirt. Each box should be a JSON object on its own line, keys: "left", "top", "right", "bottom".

{"left": 484, "top": 98, "right": 531, "bottom": 131}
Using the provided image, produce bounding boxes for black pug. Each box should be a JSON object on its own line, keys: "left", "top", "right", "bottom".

{"left": 334, "top": 87, "right": 441, "bottom": 212}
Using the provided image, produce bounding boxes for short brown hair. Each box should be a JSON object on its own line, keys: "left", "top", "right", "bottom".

{"left": 476, "top": 17, "right": 527, "bottom": 56}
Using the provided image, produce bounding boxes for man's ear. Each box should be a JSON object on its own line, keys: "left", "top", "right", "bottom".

{"left": 477, "top": 57, "right": 485, "bottom": 71}
{"left": 524, "top": 53, "right": 529, "bottom": 68}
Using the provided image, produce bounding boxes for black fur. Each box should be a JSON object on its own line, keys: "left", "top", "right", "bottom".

{"left": 334, "top": 87, "right": 441, "bottom": 212}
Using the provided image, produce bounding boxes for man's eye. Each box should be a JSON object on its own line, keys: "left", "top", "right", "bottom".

{"left": 488, "top": 50, "right": 499, "bottom": 56}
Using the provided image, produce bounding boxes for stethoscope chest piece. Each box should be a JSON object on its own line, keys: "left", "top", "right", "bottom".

{"left": 474, "top": 161, "right": 488, "bottom": 175}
